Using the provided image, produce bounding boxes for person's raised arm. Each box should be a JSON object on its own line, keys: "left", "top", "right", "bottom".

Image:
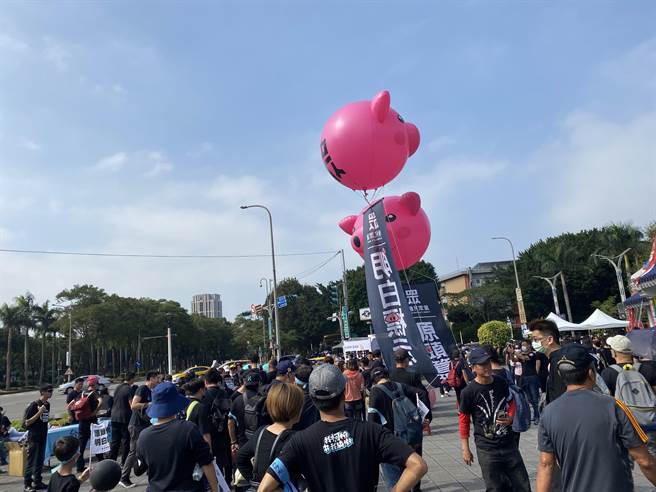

{"left": 390, "top": 452, "right": 427, "bottom": 492}
{"left": 130, "top": 392, "right": 145, "bottom": 411}
{"left": 629, "top": 445, "right": 656, "bottom": 486}
{"left": 536, "top": 451, "right": 555, "bottom": 492}
{"left": 257, "top": 472, "right": 282, "bottom": 492}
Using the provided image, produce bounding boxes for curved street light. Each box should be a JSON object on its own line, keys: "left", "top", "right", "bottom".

{"left": 492, "top": 236, "right": 527, "bottom": 332}
{"left": 241, "top": 204, "right": 281, "bottom": 359}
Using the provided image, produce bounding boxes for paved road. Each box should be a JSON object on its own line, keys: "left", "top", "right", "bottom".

{"left": 0, "top": 383, "right": 123, "bottom": 423}
{"left": 0, "top": 393, "right": 653, "bottom": 491}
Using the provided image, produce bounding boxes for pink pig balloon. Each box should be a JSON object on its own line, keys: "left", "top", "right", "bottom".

{"left": 321, "top": 90, "right": 420, "bottom": 191}
{"left": 339, "top": 191, "right": 431, "bottom": 270}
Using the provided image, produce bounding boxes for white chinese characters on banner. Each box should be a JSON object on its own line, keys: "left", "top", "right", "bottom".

{"left": 343, "top": 338, "right": 372, "bottom": 360}
{"left": 90, "top": 422, "right": 111, "bottom": 454}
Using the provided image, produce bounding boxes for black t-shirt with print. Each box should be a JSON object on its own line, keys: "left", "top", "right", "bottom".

{"left": 187, "top": 397, "right": 211, "bottom": 436}
{"left": 459, "top": 376, "right": 513, "bottom": 451}
{"left": 267, "top": 418, "right": 413, "bottom": 492}
{"left": 25, "top": 400, "right": 50, "bottom": 441}
{"left": 129, "top": 384, "right": 152, "bottom": 429}
{"left": 47, "top": 471, "right": 80, "bottom": 492}
{"left": 136, "top": 419, "right": 213, "bottom": 492}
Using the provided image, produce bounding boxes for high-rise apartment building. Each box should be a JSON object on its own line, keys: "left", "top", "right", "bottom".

{"left": 191, "top": 293, "right": 223, "bottom": 318}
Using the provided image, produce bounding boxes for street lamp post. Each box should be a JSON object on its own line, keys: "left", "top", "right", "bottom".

{"left": 492, "top": 237, "right": 527, "bottom": 331}
{"left": 241, "top": 204, "right": 281, "bottom": 359}
{"left": 534, "top": 273, "right": 562, "bottom": 317}
{"left": 54, "top": 303, "right": 73, "bottom": 381}
{"left": 260, "top": 277, "right": 273, "bottom": 356}
{"left": 592, "top": 249, "right": 631, "bottom": 302}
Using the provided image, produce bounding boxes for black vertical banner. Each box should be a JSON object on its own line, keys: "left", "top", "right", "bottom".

{"left": 363, "top": 200, "right": 438, "bottom": 384}
{"left": 403, "top": 281, "right": 457, "bottom": 381}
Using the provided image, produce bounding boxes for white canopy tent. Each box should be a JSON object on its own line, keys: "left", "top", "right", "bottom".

{"left": 546, "top": 312, "right": 586, "bottom": 332}
{"left": 579, "top": 309, "right": 628, "bottom": 330}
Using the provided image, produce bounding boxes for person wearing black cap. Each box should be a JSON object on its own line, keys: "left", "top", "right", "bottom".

{"left": 390, "top": 348, "right": 432, "bottom": 423}
{"left": 23, "top": 384, "right": 52, "bottom": 492}
{"left": 537, "top": 343, "right": 656, "bottom": 492}
{"left": 258, "top": 364, "right": 428, "bottom": 492}
{"left": 369, "top": 350, "right": 384, "bottom": 370}
{"left": 228, "top": 370, "right": 266, "bottom": 450}
{"left": 134, "top": 382, "right": 219, "bottom": 492}
{"left": 459, "top": 347, "right": 530, "bottom": 492}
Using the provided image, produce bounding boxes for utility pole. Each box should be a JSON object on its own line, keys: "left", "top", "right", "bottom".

{"left": 560, "top": 272, "right": 573, "bottom": 322}
{"left": 492, "top": 237, "right": 527, "bottom": 332}
{"left": 340, "top": 249, "right": 350, "bottom": 340}
{"left": 592, "top": 249, "right": 631, "bottom": 302}
{"left": 534, "top": 273, "right": 562, "bottom": 317}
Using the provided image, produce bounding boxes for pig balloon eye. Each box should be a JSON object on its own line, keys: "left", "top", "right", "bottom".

{"left": 397, "top": 114, "right": 404, "bottom": 123}
{"left": 353, "top": 236, "right": 361, "bottom": 248}
{"left": 385, "top": 213, "right": 397, "bottom": 222}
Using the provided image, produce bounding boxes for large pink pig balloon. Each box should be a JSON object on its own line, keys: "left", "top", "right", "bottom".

{"left": 339, "top": 192, "right": 430, "bottom": 270}
{"left": 321, "top": 90, "right": 420, "bottom": 191}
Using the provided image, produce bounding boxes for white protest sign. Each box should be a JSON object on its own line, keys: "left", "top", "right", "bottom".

{"left": 90, "top": 422, "right": 111, "bottom": 454}
{"left": 416, "top": 395, "right": 430, "bottom": 422}
{"left": 214, "top": 461, "right": 231, "bottom": 492}
{"left": 343, "top": 337, "right": 372, "bottom": 359}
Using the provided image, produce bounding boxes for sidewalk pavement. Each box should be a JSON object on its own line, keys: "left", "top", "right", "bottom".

{"left": 0, "top": 394, "right": 653, "bottom": 491}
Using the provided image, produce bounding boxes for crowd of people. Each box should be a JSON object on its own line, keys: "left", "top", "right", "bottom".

{"left": 14, "top": 318, "right": 656, "bottom": 492}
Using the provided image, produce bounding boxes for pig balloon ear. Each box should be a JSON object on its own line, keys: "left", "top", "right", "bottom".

{"left": 338, "top": 215, "right": 358, "bottom": 234}
{"left": 371, "top": 90, "right": 391, "bottom": 123}
{"left": 400, "top": 192, "right": 421, "bottom": 215}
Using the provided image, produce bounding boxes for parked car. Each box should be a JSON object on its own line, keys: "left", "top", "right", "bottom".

{"left": 218, "top": 360, "right": 250, "bottom": 373}
{"left": 171, "top": 365, "right": 210, "bottom": 385}
{"left": 58, "top": 375, "right": 111, "bottom": 394}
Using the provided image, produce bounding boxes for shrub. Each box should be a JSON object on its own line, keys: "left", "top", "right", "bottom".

{"left": 477, "top": 320, "right": 512, "bottom": 348}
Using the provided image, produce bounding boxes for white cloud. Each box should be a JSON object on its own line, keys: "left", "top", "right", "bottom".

{"left": 20, "top": 138, "right": 40, "bottom": 151}
{"left": 94, "top": 152, "right": 128, "bottom": 172}
{"left": 205, "top": 175, "right": 268, "bottom": 205}
{"left": 112, "top": 83, "right": 126, "bottom": 95}
{"left": 145, "top": 162, "right": 173, "bottom": 178}
{"left": 427, "top": 136, "right": 455, "bottom": 153}
{"left": 545, "top": 110, "right": 656, "bottom": 229}
{"left": 43, "top": 36, "right": 72, "bottom": 71}
{"left": 0, "top": 33, "right": 28, "bottom": 52}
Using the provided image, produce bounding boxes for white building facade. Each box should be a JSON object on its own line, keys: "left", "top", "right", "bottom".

{"left": 191, "top": 293, "right": 223, "bottom": 318}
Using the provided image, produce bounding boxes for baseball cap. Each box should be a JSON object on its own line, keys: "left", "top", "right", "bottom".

{"left": 468, "top": 347, "right": 491, "bottom": 365}
{"left": 556, "top": 343, "right": 596, "bottom": 372}
{"left": 39, "top": 384, "right": 53, "bottom": 393}
{"left": 371, "top": 366, "right": 389, "bottom": 383}
{"left": 309, "top": 363, "right": 345, "bottom": 400}
{"left": 277, "top": 360, "right": 296, "bottom": 375}
{"left": 394, "top": 348, "right": 410, "bottom": 361}
{"left": 607, "top": 335, "right": 633, "bottom": 355}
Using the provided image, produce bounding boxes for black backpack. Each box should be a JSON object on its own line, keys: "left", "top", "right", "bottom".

{"left": 243, "top": 392, "right": 266, "bottom": 440}
{"left": 208, "top": 392, "right": 231, "bottom": 433}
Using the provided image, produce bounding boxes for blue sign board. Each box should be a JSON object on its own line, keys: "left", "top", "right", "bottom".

{"left": 277, "top": 296, "right": 287, "bottom": 308}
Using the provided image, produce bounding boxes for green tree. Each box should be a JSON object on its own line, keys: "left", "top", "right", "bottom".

{"left": 478, "top": 320, "right": 511, "bottom": 348}
{"left": 15, "top": 293, "right": 35, "bottom": 386}
{"left": 33, "top": 301, "right": 57, "bottom": 384}
{"left": 0, "top": 303, "right": 22, "bottom": 389}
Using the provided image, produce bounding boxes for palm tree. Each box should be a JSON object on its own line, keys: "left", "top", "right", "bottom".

{"left": 34, "top": 302, "right": 56, "bottom": 384}
{"left": 15, "top": 293, "right": 35, "bottom": 387}
{"left": 0, "top": 303, "right": 22, "bottom": 389}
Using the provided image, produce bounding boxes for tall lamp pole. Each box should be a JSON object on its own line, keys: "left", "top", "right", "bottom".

{"left": 592, "top": 249, "right": 631, "bottom": 302}
{"left": 534, "top": 273, "right": 562, "bottom": 317}
{"left": 241, "top": 204, "right": 281, "bottom": 359}
{"left": 492, "top": 237, "right": 527, "bottom": 331}
{"left": 260, "top": 277, "right": 273, "bottom": 355}
{"left": 54, "top": 303, "right": 73, "bottom": 381}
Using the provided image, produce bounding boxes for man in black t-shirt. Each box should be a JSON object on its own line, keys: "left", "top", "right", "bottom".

{"left": 134, "top": 382, "right": 218, "bottom": 492}
{"left": 23, "top": 384, "right": 53, "bottom": 491}
{"left": 369, "top": 363, "right": 424, "bottom": 492}
{"left": 66, "top": 378, "right": 84, "bottom": 425}
{"left": 204, "top": 369, "right": 232, "bottom": 484}
{"left": 183, "top": 378, "right": 212, "bottom": 445}
{"left": 259, "top": 364, "right": 427, "bottom": 492}
{"left": 531, "top": 319, "right": 566, "bottom": 404}
{"left": 109, "top": 372, "right": 136, "bottom": 464}
{"left": 120, "top": 370, "right": 160, "bottom": 488}
{"left": 459, "top": 348, "right": 530, "bottom": 492}
{"left": 74, "top": 376, "right": 104, "bottom": 473}
{"left": 515, "top": 341, "right": 541, "bottom": 423}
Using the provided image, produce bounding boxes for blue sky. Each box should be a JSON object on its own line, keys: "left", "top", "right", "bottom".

{"left": 1, "top": 1, "right": 655, "bottom": 319}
